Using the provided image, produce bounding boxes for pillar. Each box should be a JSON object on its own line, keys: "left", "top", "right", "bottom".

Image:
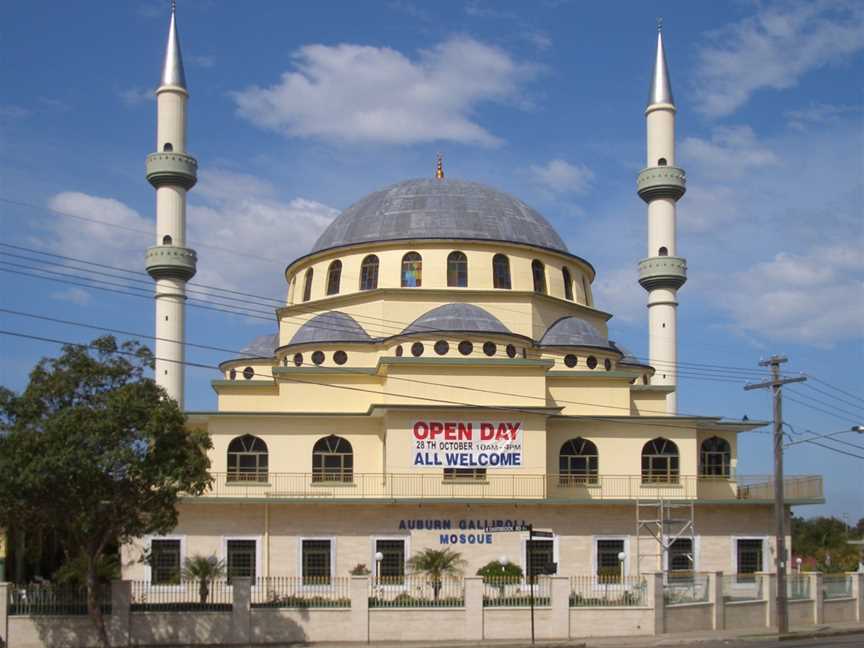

{"left": 350, "top": 576, "right": 369, "bottom": 643}
{"left": 850, "top": 572, "right": 863, "bottom": 623}
{"left": 230, "top": 577, "right": 251, "bottom": 644}
{"left": 0, "top": 582, "right": 8, "bottom": 648}
{"left": 810, "top": 572, "right": 823, "bottom": 625}
{"left": 710, "top": 571, "right": 724, "bottom": 630}
{"left": 550, "top": 576, "right": 571, "bottom": 639}
{"left": 464, "top": 577, "right": 484, "bottom": 640}
{"left": 759, "top": 572, "right": 776, "bottom": 629}
{"left": 109, "top": 580, "right": 131, "bottom": 647}
{"left": 649, "top": 572, "right": 664, "bottom": 635}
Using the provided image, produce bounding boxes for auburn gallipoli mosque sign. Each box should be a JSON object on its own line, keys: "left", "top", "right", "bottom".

{"left": 411, "top": 420, "right": 524, "bottom": 468}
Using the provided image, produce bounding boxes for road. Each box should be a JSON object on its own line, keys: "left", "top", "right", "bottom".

{"left": 690, "top": 635, "right": 863, "bottom": 648}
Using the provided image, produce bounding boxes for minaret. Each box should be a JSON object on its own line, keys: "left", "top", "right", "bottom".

{"left": 637, "top": 22, "right": 687, "bottom": 414}
{"left": 145, "top": 3, "right": 197, "bottom": 407}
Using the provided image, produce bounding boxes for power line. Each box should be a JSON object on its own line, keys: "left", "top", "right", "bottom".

{"left": 1, "top": 328, "right": 750, "bottom": 433}
{"left": 784, "top": 427, "right": 864, "bottom": 448}
{"left": 810, "top": 375, "right": 864, "bottom": 406}
{"left": 786, "top": 386, "right": 863, "bottom": 422}
{"left": 785, "top": 394, "right": 860, "bottom": 426}
{"left": 0, "top": 308, "right": 753, "bottom": 423}
{"left": 792, "top": 439, "right": 864, "bottom": 461}
{"left": 0, "top": 196, "right": 285, "bottom": 264}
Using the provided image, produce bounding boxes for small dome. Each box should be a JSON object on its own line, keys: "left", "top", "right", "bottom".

{"left": 311, "top": 178, "right": 567, "bottom": 254}
{"left": 610, "top": 341, "right": 647, "bottom": 367}
{"left": 540, "top": 316, "right": 608, "bottom": 347}
{"left": 241, "top": 333, "right": 278, "bottom": 357}
{"left": 402, "top": 303, "right": 511, "bottom": 336}
{"left": 289, "top": 311, "right": 373, "bottom": 345}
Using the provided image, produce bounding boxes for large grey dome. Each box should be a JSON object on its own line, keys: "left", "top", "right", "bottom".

{"left": 402, "top": 303, "right": 511, "bottom": 336}
{"left": 289, "top": 311, "right": 373, "bottom": 345}
{"left": 539, "top": 316, "right": 608, "bottom": 348}
{"left": 311, "top": 178, "right": 567, "bottom": 254}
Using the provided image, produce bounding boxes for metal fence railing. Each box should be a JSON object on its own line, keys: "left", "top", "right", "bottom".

{"left": 252, "top": 577, "right": 351, "bottom": 608}
{"left": 483, "top": 577, "right": 551, "bottom": 607}
{"left": 130, "top": 579, "right": 232, "bottom": 611}
{"left": 196, "top": 473, "right": 823, "bottom": 503}
{"left": 8, "top": 583, "right": 111, "bottom": 616}
{"left": 663, "top": 573, "right": 709, "bottom": 605}
{"left": 823, "top": 575, "right": 853, "bottom": 599}
{"left": 369, "top": 575, "right": 464, "bottom": 608}
{"left": 787, "top": 574, "right": 811, "bottom": 600}
{"left": 569, "top": 575, "right": 647, "bottom": 607}
{"left": 721, "top": 575, "right": 763, "bottom": 602}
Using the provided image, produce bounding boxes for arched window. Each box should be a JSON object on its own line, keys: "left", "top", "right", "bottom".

{"left": 359, "top": 255, "right": 379, "bottom": 290}
{"left": 162, "top": 235, "right": 172, "bottom": 245}
{"left": 227, "top": 435, "right": 268, "bottom": 482}
{"left": 302, "top": 268, "right": 314, "bottom": 302}
{"left": 326, "top": 260, "right": 342, "bottom": 295}
{"left": 658, "top": 157, "right": 667, "bottom": 166}
{"left": 492, "top": 254, "right": 511, "bottom": 289}
{"left": 559, "top": 438, "right": 598, "bottom": 485}
{"left": 658, "top": 246, "right": 668, "bottom": 257}
{"left": 163, "top": 143, "right": 173, "bottom": 152}
{"left": 562, "top": 267, "right": 574, "bottom": 301}
{"left": 447, "top": 251, "right": 468, "bottom": 287}
{"left": 700, "top": 436, "right": 731, "bottom": 478}
{"left": 312, "top": 435, "right": 353, "bottom": 483}
{"left": 641, "top": 437, "right": 679, "bottom": 483}
{"left": 401, "top": 252, "right": 422, "bottom": 287}
{"left": 532, "top": 260, "right": 547, "bottom": 294}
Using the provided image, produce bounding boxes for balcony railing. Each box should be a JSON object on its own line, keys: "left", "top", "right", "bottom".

{"left": 191, "top": 473, "right": 823, "bottom": 502}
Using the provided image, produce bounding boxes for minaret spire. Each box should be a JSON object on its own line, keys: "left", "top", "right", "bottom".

{"left": 435, "top": 153, "right": 444, "bottom": 180}
{"left": 647, "top": 19, "right": 674, "bottom": 108}
{"left": 145, "top": 2, "right": 198, "bottom": 407}
{"left": 161, "top": 1, "right": 187, "bottom": 89}
{"left": 637, "top": 23, "right": 687, "bottom": 414}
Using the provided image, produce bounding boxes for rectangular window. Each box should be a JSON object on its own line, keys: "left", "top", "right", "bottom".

{"left": 226, "top": 539, "right": 256, "bottom": 581}
{"left": 375, "top": 539, "right": 406, "bottom": 583}
{"left": 527, "top": 539, "right": 556, "bottom": 581}
{"left": 150, "top": 539, "right": 181, "bottom": 585}
{"left": 443, "top": 468, "right": 486, "bottom": 481}
{"left": 737, "top": 539, "right": 763, "bottom": 582}
{"left": 668, "top": 538, "right": 694, "bottom": 583}
{"left": 302, "top": 539, "right": 332, "bottom": 585}
{"left": 596, "top": 539, "right": 625, "bottom": 580}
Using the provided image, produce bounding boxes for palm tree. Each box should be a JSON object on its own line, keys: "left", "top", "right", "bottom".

{"left": 407, "top": 548, "right": 465, "bottom": 601}
{"left": 181, "top": 555, "right": 225, "bottom": 604}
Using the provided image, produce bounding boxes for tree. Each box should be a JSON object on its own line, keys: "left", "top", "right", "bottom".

{"left": 0, "top": 337, "right": 212, "bottom": 647}
{"left": 182, "top": 555, "right": 225, "bottom": 603}
{"left": 406, "top": 548, "right": 465, "bottom": 601}
{"left": 791, "top": 515, "right": 859, "bottom": 572}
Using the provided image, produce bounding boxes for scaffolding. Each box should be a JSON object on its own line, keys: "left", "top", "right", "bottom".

{"left": 636, "top": 498, "right": 696, "bottom": 576}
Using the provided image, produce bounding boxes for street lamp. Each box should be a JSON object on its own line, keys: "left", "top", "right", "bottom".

{"left": 374, "top": 551, "right": 384, "bottom": 583}
{"left": 795, "top": 557, "right": 802, "bottom": 574}
{"left": 618, "top": 551, "right": 627, "bottom": 583}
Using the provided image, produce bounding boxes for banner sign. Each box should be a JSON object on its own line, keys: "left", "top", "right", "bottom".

{"left": 411, "top": 420, "right": 523, "bottom": 469}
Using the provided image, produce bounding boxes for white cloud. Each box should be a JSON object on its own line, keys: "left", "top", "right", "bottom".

{"left": 119, "top": 87, "right": 154, "bottom": 107}
{"left": 41, "top": 174, "right": 337, "bottom": 311}
{"left": 528, "top": 159, "right": 594, "bottom": 195}
{"left": 681, "top": 126, "right": 779, "bottom": 180}
{"left": 523, "top": 30, "right": 552, "bottom": 51}
{"left": 189, "top": 55, "right": 214, "bottom": 69}
{"left": 695, "top": 1, "right": 864, "bottom": 116}
{"left": 232, "top": 38, "right": 537, "bottom": 146}
{"left": 592, "top": 267, "right": 644, "bottom": 326}
{"left": 0, "top": 104, "right": 30, "bottom": 119}
{"left": 50, "top": 287, "right": 91, "bottom": 306}
{"left": 785, "top": 102, "right": 861, "bottom": 131}
{"left": 710, "top": 245, "right": 864, "bottom": 346}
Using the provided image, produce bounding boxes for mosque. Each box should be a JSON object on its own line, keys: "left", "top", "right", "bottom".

{"left": 124, "top": 8, "right": 823, "bottom": 585}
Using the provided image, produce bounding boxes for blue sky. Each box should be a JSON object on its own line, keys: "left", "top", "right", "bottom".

{"left": 1, "top": 0, "right": 862, "bottom": 518}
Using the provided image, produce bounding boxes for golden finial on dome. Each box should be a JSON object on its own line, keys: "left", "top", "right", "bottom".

{"left": 435, "top": 153, "right": 444, "bottom": 180}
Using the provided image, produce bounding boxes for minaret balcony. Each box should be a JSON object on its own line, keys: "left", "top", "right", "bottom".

{"left": 637, "top": 166, "right": 686, "bottom": 202}
{"left": 146, "top": 152, "right": 198, "bottom": 190}
{"left": 638, "top": 256, "right": 687, "bottom": 291}
{"left": 145, "top": 245, "right": 197, "bottom": 281}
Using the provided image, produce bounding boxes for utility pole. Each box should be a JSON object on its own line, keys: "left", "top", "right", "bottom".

{"left": 744, "top": 356, "right": 806, "bottom": 635}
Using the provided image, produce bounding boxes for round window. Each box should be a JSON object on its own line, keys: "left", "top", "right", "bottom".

{"left": 395, "top": 345, "right": 403, "bottom": 357}
{"left": 334, "top": 350, "right": 348, "bottom": 365}
{"left": 293, "top": 353, "right": 303, "bottom": 367}
{"left": 483, "top": 342, "right": 496, "bottom": 357}
{"left": 604, "top": 358, "right": 612, "bottom": 371}
{"left": 411, "top": 342, "right": 424, "bottom": 357}
{"left": 564, "top": 354, "right": 578, "bottom": 368}
{"left": 434, "top": 340, "right": 449, "bottom": 355}
{"left": 458, "top": 340, "right": 473, "bottom": 356}
{"left": 311, "top": 351, "right": 325, "bottom": 365}
{"left": 506, "top": 344, "right": 516, "bottom": 358}
{"left": 587, "top": 356, "right": 598, "bottom": 369}
{"left": 242, "top": 366, "right": 254, "bottom": 380}
{"left": 229, "top": 368, "right": 237, "bottom": 380}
